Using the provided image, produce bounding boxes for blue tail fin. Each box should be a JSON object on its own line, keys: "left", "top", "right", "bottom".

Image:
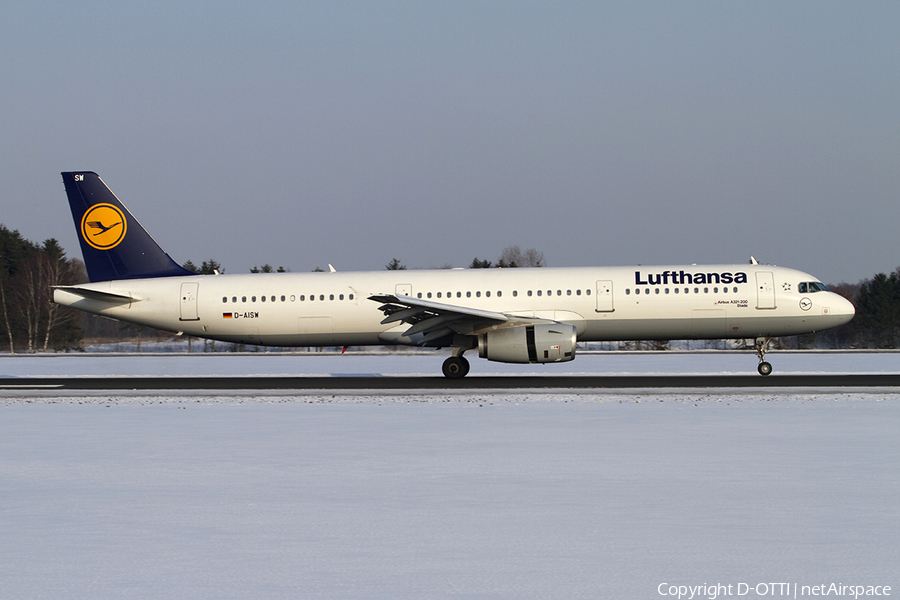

{"left": 62, "top": 172, "right": 193, "bottom": 282}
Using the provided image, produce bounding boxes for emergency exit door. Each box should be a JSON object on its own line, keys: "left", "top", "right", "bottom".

{"left": 596, "top": 280, "right": 614, "bottom": 312}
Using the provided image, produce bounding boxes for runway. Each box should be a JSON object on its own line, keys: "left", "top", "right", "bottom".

{"left": 3, "top": 373, "right": 899, "bottom": 390}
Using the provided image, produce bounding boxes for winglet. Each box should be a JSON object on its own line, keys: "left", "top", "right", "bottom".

{"left": 62, "top": 172, "right": 193, "bottom": 282}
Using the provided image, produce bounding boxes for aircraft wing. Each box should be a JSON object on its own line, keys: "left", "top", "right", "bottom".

{"left": 369, "top": 294, "right": 554, "bottom": 344}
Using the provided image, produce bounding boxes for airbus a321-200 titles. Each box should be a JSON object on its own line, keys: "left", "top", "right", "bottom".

{"left": 53, "top": 172, "right": 855, "bottom": 378}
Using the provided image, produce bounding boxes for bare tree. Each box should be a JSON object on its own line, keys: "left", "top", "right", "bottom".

{"left": 0, "top": 264, "right": 12, "bottom": 353}
{"left": 39, "top": 241, "right": 81, "bottom": 351}
{"left": 498, "top": 245, "right": 545, "bottom": 268}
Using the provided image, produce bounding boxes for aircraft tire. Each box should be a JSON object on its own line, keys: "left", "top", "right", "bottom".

{"left": 757, "top": 361, "right": 773, "bottom": 376}
{"left": 442, "top": 356, "right": 470, "bottom": 379}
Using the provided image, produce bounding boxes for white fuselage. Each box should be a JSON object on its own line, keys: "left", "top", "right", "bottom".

{"left": 54, "top": 264, "right": 855, "bottom": 347}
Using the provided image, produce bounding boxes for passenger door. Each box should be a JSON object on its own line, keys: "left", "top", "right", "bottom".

{"left": 755, "top": 272, "right": 776, "bottom": 309}
{"left": 179, "top": 282, "right": 200, "bottom": 321}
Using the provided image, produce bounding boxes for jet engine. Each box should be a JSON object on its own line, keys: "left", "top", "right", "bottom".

{"left": 478, "top": 324, "right": 577, "bottom": 364}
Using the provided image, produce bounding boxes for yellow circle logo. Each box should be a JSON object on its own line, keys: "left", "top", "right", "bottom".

{"left": 80, "top": 203, "right": 127, "bottom": 250}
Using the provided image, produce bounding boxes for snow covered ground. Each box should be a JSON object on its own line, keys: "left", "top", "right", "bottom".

{"left": 1, "top": 353, "right": 897, "bottom": 599}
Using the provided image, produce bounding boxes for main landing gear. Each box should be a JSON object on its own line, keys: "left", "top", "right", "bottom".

{"left": 755, "top": 336, "right": 773, "bottom": 376}
{"left": 442, "top": 355, "right": 470, "bottom": 378}
{"left": 442, "top": 337, "right": 476, "bottom": 379}
{"left": 442, "top": 344, "right": 472, "bottom": 379}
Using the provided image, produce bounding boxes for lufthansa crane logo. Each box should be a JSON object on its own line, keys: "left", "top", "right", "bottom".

{"left": 80, "top": 203, "right": 127, "bottom": 250}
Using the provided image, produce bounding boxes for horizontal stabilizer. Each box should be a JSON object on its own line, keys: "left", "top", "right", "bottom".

{"left": 53, "top": 285, "right": 136, "bottom": 304}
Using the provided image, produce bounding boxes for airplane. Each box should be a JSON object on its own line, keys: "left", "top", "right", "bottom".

{"left": 53, "top": 172, "right": 856, "bottom": 378}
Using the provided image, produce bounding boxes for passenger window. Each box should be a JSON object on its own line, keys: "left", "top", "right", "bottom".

{"left": 466, "top": 291, "right": 471, "bottom": 298}
{"left": 222, "top": 297, "right": 227, "bottom": 303}
{"left": 437, "top": 292, "right": 442, "bottom": 298}
{"left": 329, "top": 294, "right": 334, "bottom": 301}
{"left": 674, "top": 288, "right": 679, "bottom": 294}
{"left": 252, "top": 296, "right": 257, "bottom": 302}
{"left": 339, "top": 294, "right": 344, "bottom": 300}
{"left": 497, "top": 291, "right": 502, "bottom": 297}
{"left": 261, "top": 296, "right": 266, "bottom": 302}
{"left": 300, "top": 295, "right": 305, "bottom": 301}
{"left": 281, "top": 296, "right": 285, "bottom": 302}
{"left": 319, "top": 295, "right": 324, "bottom": 301}
{"left": 665, "top": 288, "right": 670, "bottom": 294}
{"left": 349, "top": 294, "right": 354, "bottom": 300}
{"left": 586, "top": 289, "right": 591, "bottom": 295}
{"left": 655, "top": 288, "right": 660, "bottom": 294}
{"left": 242, "top": 296, "right": 247, "bottom": 302}
{"left": 476, "top": 291, "right": 481, "bottom": 297}
{"left": 290, "top": 295, "right": 295, "bottom": 302}
{"left": 527, "top": 290, "right": 532, "bottom": 297}
{"left": 576, "top": 289, "right": 581, "bottom": 296}
{"left": 232, "top": 297, "right": 237, "bottom": 303}
{"left": 513, "top": 290, "right": 518, "bottom": 297}
{"left": 713, "top": 287, "right": 718, "bottom": 293}
{"left": 485, "top": 291, "right": 490, "bottom": 297}
{"left": 626, "top": 289, "right": 631, "bottom": 295}
{"left": 457, "top": 292, "right": 462, "bottom": 298}
{"left": 537, "top": 290, "right": 542, "bottom": 296}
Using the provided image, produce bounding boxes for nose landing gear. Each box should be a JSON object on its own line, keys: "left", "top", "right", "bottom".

{"left": 755, "top": 336, "right": 773, "bottom": 376}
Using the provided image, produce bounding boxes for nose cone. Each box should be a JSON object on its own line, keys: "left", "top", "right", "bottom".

{"left": 832, "top": 293, "right": 856, "bottom": 326}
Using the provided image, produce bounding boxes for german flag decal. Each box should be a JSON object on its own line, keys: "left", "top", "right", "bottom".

{"left": 223, "top": 313, "right": 233, "bottom": 319}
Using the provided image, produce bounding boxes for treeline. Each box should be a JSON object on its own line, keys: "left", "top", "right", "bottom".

{"left": 0, "top": 226, "right": 85, "bottom": 352}
{"left": 824, "top": 268, "right": 900, "bottom": 349}
{"left": 387, "top": 245, "right": 546, "bottom": 270}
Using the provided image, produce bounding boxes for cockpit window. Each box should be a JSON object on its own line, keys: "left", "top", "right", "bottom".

{"left": 798, "top": 281, "right": 829, "bottom": 293}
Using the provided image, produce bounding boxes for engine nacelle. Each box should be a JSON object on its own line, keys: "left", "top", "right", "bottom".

{"left": 478, "top": 324, "right": 577, "bottom": 364}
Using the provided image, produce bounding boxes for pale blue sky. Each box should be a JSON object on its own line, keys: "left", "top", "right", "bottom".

{"left": 2, "top": 1, "right": 898, "bottom": 282}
